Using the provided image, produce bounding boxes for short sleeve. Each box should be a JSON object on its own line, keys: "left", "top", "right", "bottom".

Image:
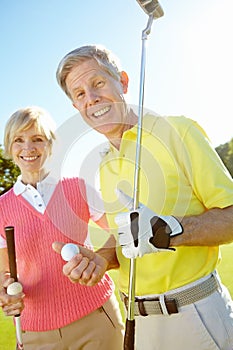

{"left": 85, "top": 183, "right": 105, "bottom": 221}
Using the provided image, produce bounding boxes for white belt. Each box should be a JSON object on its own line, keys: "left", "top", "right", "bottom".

{"left": 121, "top": 273, "right": 219, "bottom": 316}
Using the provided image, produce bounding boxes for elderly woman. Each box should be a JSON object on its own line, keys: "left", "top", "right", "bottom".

{"left": 0, "top": 106, "right": 123, "bottom": 350}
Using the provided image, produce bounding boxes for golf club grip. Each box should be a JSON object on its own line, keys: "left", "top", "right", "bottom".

{"left": 124, "top": 319, "right": 135, "bottom": 350}
{"left": 5, "top": 226, "right": 18, "bottom": 281}
{"left": 5, "top": 226, "right": 21, "bottom": 320}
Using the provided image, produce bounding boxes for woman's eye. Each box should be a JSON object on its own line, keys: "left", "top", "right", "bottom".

{"left": 33, "top": 137, "right": 44, "bottom": 142}
{"left": 14, "top": 138, "right": 23, "bottom": 143}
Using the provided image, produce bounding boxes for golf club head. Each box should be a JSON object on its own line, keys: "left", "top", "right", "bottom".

{"left": 136, "top": 0, "right": 164, "bottom": 19}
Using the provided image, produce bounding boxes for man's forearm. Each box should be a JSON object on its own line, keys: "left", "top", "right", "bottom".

{"left": 96, "top": 235, "right": 119, "bottom": 270}
{"left": 171, "top": 205, "right": 233, "bottom": 247}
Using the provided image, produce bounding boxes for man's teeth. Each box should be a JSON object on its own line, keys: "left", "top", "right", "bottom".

{"left": 93, "top": 106, "right": 110, "bottom": 117}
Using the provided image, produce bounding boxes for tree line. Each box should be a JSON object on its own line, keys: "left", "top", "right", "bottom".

{"left": 215, "top": 139, "right": 233, "bottom": 178}
{"left": 0, "top": 146, "right": 20, "bottom": 195}
{"left": 0, "top": 138, "right": 233, "bottom": 195}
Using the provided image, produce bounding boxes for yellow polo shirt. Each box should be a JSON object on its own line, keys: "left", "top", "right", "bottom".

{"left": 100, "top": 114, "right": 233, "bottom": 295}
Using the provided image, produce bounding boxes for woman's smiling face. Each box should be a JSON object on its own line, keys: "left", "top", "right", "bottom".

{"left": 11, "top": 124, "right": 50, "bottom": 179}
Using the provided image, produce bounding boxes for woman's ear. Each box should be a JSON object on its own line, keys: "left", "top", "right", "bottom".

{"left": 120, "top": 71, "right": 129, "bottom": 94}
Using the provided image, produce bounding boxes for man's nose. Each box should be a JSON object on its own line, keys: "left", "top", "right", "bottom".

{"left": 86, "top": 89, "right": 100, "bottom": 106}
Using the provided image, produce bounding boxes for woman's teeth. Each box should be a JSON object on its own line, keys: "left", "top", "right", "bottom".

{"left": 21, "top": 156, "right": 39, "bottom": 161}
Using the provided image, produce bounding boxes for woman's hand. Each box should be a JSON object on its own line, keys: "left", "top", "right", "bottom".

{"left": 0, "top": 273, "right": 25, "bottom": 316}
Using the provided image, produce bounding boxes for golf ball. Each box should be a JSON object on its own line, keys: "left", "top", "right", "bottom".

{"left": 61, "top": 243, "right": 80, "bottom": 261}
{"left": 7, "top": 282, "right": 23, "bottom": 296}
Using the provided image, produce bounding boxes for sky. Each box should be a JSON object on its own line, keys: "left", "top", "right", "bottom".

{"left": 1, "top": 0, "right": 233, "bottom": 159}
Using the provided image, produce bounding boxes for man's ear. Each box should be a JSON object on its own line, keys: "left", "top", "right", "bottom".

{"left": 120, "top": 71, "right": 129, "bottom": 94}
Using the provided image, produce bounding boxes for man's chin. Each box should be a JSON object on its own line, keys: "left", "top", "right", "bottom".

{"left": 94, "top": 123, "right": 120, "bottom": 137}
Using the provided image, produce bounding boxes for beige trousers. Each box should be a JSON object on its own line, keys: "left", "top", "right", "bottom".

{"left": 134, "top": 279, "right": 233, "bottom": 350}
{"left": 21, "top": 294, "right": 124, "bottom": 350}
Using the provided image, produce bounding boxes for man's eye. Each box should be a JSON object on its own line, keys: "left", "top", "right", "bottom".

{"left": 76, "top": 91, "right": 85, "bottom": 99}
{"left": 96, "top": 80, "right": 104, "bottom": 87}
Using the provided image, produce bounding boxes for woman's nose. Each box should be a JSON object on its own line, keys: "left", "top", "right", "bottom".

{"left": 23, "top": 141, "right": 35, "bottom": 151}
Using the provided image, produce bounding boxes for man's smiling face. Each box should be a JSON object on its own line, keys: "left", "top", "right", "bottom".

{"left": 66, "top": 58, "right": 129, "bottom": 142}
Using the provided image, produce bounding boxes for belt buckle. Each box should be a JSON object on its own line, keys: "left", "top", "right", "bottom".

{"left": 136, "top": 297, "right": 179, "bottom": 316}
{"left": 123, "top": 294, "right": 179, "bottom": 316}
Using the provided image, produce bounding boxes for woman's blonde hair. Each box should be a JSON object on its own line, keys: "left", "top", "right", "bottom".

{"left": 56, "top": 44, "right": 122, "bottom": 100}
{"left": 4, "top": 106, "right": 56, "bottom": 158}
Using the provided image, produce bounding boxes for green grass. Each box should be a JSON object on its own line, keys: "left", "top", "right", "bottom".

{"left": 216, "top": 243, "right": 233, "bottom": 296}
{"left": 0, "top": 311, "right": 16, "bottom": 349}
{"left": 1, "top": 243, "right": 233, "bottom": 349}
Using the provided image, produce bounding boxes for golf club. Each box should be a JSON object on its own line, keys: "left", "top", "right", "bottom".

{"left": 5, "top": 226, "right": 24, "bottom": 350}
{"left": 124, "top": 1, "right": 164, "bottom": 349}
{"left": 136, "top": 0, "right": 164, "bottom": 18}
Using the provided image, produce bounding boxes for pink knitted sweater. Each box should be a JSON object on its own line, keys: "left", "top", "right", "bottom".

{"left": 0, "top": 178, "right": 114, "bottom": 331}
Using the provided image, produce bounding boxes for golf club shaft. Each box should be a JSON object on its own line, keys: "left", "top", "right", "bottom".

{"left": 5, "top": 226, "right": 24, "bottom": 350}
{"left": 124, "top": 14, "right": 154, "bottom": 350}
{"left": 124, "top": 2, "right": 164, "bottom": 349}
{"left": 132, "top": 14, "right": 154, "bottom": 212}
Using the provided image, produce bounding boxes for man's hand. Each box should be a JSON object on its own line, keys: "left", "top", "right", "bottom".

{"left": 115, "top": 190, "right": 183, "bottom": 258}
{"left": 52, "top": 242, "right": 108, "bottom": 286}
